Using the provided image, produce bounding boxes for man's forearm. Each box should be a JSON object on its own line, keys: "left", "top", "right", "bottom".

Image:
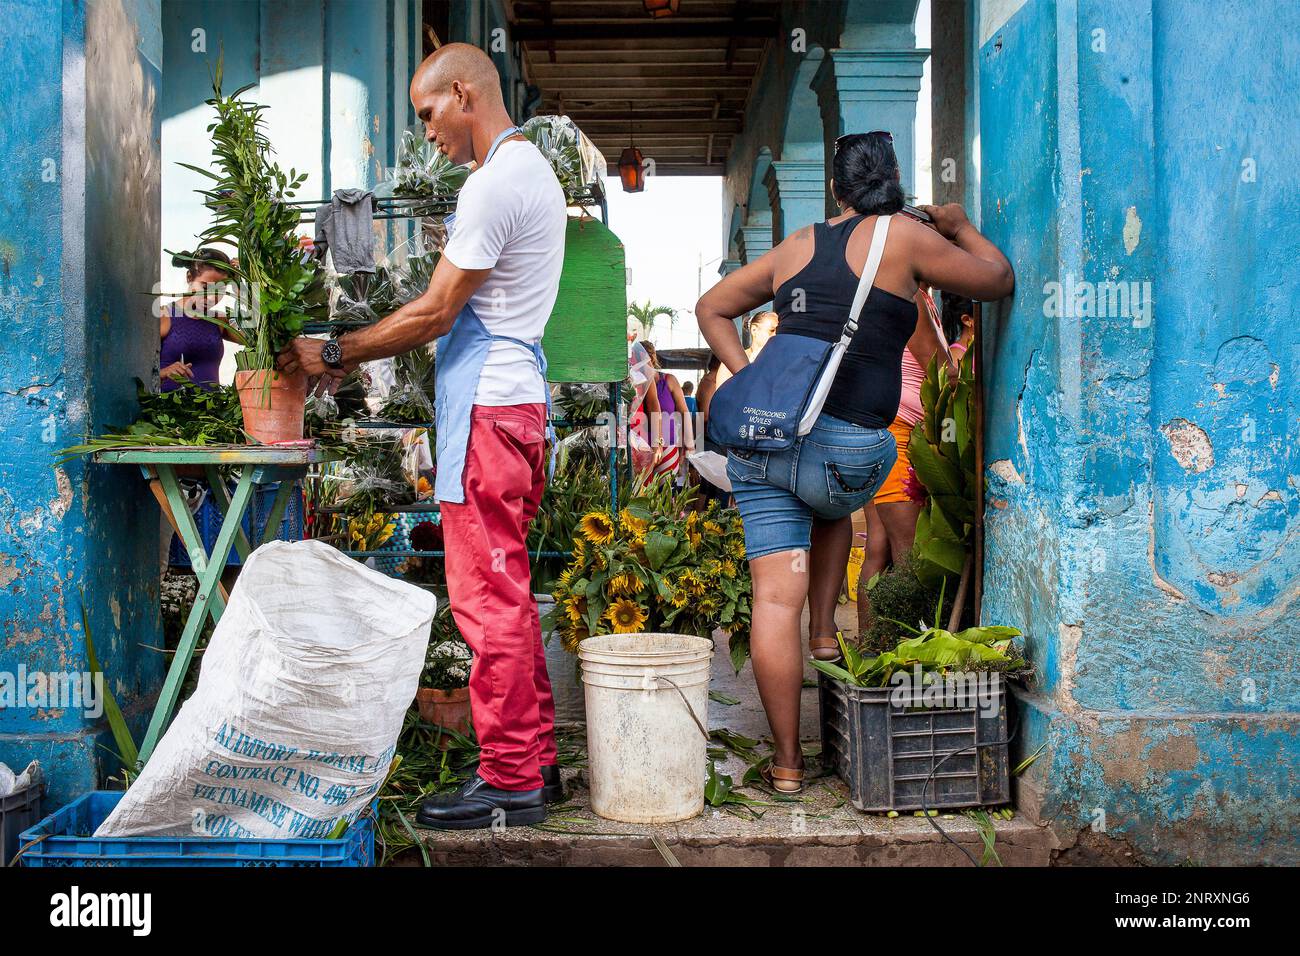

{"left": 340, "top": 294, "right": 455, "bottom": 365}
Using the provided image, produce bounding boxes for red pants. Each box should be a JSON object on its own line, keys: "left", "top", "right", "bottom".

{"left": 440, "top": 403, "right": 557, "bottom": 790}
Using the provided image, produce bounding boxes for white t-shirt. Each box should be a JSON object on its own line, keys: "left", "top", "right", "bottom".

{"left": 442, "top": 137, "right": 567, "bottom": 405}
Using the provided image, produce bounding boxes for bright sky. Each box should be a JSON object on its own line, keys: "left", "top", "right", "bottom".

{"left": 603, "top": 175, "right": 726, "bottom": 360}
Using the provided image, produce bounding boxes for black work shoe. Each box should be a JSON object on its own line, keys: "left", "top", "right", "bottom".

{"left": 540, "top": 764, "right": 565, "bottom": 805}
{"left": 415, "top": 773, "right": 546, "bottom": 831}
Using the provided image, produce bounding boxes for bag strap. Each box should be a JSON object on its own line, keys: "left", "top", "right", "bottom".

{"left": 840, "top": 214, "right": 893, "bottom": 343}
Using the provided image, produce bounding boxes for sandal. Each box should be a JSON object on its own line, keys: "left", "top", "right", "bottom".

{"left": 810, "top": 630, "right": 844, "bottom": 662}
{"left": 761, "top": 760, "right": 806, "bottom": 795}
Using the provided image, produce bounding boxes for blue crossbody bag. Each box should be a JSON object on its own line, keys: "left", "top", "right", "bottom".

{"left": 706, "top": 215, "right": 892, "bottom": 451}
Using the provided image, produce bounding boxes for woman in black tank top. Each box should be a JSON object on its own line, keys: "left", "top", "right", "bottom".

{"left": 694, "top": 132, "right": 1014, "bottom": 792}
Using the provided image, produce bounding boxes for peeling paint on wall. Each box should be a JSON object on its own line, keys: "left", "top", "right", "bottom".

{"left": 1159, "top": 418, "right": 1214, "bottom": 473}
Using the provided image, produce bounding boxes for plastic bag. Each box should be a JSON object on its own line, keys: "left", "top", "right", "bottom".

{"left": 95, "top": 540, "right": 434, "bottom": 839}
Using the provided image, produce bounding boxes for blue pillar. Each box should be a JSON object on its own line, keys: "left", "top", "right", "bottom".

{"left": 0, "top": 0, "right": 164, "bottom": 808}
{"left": 737, "top": 213, "right": 774, "bottom": 265}
{"left": 813, "top": 48, "right": 929, "bottom": 199}
{"left": 765, "top": 160, "right": 826, "bottom": 239}
{"left": 979, "top": 0, "right": 1299, "bottom": 865}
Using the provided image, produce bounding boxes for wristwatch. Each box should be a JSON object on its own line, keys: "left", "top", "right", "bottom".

{"left": 321, "top": 338, "right": 344, "bottom": 370}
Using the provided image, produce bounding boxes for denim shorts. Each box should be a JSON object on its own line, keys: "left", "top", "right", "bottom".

{"left": 726, "top": 413, "right": 896, "bottom": 559}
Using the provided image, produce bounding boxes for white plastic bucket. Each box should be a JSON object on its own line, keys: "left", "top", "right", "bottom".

{"left": 578, "top": 633, "right": 713, "bottom": 823}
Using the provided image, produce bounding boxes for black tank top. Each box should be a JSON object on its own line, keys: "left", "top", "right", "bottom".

{"left": 771, "top": 215, "right": 915, "bottom": 428}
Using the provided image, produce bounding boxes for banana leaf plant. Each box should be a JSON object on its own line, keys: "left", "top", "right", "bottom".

{"left": 175, "top": 57, "right": 328, "bottom": 371}
{"left": 908, "top": 348, "right": 978, "bottom": 587}
{"left": 810, "top": 583, "right": 1026, "bottom": 688}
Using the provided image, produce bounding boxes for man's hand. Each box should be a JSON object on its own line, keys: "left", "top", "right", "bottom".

{"left": 277, "top": 337, "right": 329, "bottom": 377}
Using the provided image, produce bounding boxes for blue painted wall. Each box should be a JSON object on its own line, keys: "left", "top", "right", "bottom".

{"left": 978, "top": 0, "right": 1298, "bottom": 864}
{"left": 0, "top": 0, "right": 164, "bottom": 807}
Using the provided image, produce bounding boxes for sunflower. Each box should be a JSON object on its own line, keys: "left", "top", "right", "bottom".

{"left": 561, "top": 621, "right": 590, "bottom": 654}
{"left": 727, "top": 537, "right": 747, "bottom": 560}
{"left": 670, "top": 587, "right": 691, "bottom": 608}
{"left": 677, "top": 569, "right": 707, "bottom": 597}
{"left": 557, "top": 567, "right": 574, "bottom": 588}
{"left": 704, "top": 520, "right": 724, "bottom": 536}
{"left": 607, "top": 571, "right": 644, "bottom": 597}
{"left": 619, "top": 508, "right": 649, "bottom": 537}
{"left": 564, "top": 595, "right": 588, "bottom": 625}
{"left": 721, "top": 558, "right": 738, "bottom": 578}
{"left": 578, "top": 510, "right": 616, "bottom": 545}
{"left": 604, "top": 598, "right": 648, "bottom": 634}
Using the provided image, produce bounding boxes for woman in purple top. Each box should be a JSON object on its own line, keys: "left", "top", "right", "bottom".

{"left": 160, "top": 248, "right": 238, "bottom": 391}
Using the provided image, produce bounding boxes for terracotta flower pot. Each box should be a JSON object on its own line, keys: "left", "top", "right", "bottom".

{"left": 235, "top": 369, "right": 307, "bottom": 444}
{"left": 415, "top": 686, "right": 472, "bottom": 747}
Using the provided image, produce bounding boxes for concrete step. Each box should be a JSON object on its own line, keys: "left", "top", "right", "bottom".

{"left": 412, "top": 767, "right": 1057, "bottom": 866}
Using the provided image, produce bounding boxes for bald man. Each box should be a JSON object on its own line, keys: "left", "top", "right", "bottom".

{"left": 280, "top": 43, "right": 567, "bottom": 830}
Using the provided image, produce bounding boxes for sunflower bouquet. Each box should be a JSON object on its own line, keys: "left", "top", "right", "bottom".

{"left": 543, "top": 477, "right": 753, "bottom": 670}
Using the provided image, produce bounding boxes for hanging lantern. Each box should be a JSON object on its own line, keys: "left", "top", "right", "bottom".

{"left": 618, "top": 146, "right": 646, "bottom": 192}
{"left": 643, "top": 0, "right": 680, "bottom": 18}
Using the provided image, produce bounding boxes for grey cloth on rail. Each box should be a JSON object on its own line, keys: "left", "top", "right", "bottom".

{"left": 314, "top": 188, "right": 375, "bottom": 274}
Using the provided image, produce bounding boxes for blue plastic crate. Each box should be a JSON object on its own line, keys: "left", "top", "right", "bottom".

{"left": 17, "top": 792, "right": 375, "bottom": 867}
{"left": 169, "top": 481, "right": 305, "bottom": 568}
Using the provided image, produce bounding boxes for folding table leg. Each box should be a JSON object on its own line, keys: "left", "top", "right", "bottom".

{"left": 203, "top": 465, "right": 254, "bottom": 563}
{"left": 139, "top": 465, "right": 257, "bottom": 767}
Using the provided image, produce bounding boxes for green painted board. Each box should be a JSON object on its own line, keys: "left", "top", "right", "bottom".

{"left": 542, "top": 217, "right": 628, "bottom": 383}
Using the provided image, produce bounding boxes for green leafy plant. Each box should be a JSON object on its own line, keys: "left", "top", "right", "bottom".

{"left": 57, "top": 381, "right": 246, "bottom": 462}
{"left": 81, "top": 597, "right": 140, "bottom": 783}
{"left": 526, "top": 460, "right": 611, "bottom": 589}
{"left": 909, "top": 350, "right": 977, "bottom": 587}
{"left": 177, "top": 57, "right": 327, "bottom": 370}
{"left": 857, "top": 559, "right": 951, "bottom": 656}
{"left": 391, "top": 128, "right": 471, "bottom": 200}
{"left": 378, "top": 347, "right": 436, "bottom": 424}
{"left": 543, "top": 474, "right": 752, "bottom": 669}
{"left": 813, "top": 585, "right": 1026, "bottom": 688}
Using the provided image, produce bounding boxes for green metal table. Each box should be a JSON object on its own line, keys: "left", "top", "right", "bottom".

{"left": 93, "top": 445, "right": 340, "bottom": 768}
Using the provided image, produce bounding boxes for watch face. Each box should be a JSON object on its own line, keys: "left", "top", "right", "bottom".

{"left": 322, "top": 340, "right": 342, "bottom": 367}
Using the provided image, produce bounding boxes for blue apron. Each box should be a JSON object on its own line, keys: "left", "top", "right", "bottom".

{"left": 433, "top": 126, "right": 556, "bottom": 504}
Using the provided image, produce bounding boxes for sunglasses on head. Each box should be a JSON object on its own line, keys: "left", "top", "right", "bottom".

{"left": 835, "top": 130, "right": 893, "bottom": 153}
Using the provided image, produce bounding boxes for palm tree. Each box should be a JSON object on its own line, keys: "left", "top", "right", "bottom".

{"left": 628, "top": 299, "right": 677, "bottom": 336}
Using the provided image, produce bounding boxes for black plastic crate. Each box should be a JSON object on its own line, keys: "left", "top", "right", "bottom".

{"left": 818, "top": 671, "right": 1010, "bottom": 812}
{"left": 1, "top": 782, "right": 45, "bottom": 867}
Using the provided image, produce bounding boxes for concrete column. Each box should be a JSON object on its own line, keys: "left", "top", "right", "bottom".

{"left": 737, "top": 212, "right": 774, "bottom": 265}
{"left": 813, "top": 48, "right": 929, "bottom": 199}
{"left": 764, "top": 160, "right": 826, "bottom": 239}
{"left": 979, "top": 0, "right": 1299, "bottom": 865}
{"left": 930, "top": 0, "right": 968, "bottom": 206}
{"left": 0, "top": 0, "right": 164, "bottom": 807}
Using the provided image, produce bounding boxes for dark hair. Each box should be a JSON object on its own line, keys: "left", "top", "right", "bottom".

{"left": 831, "top": 132, "right": 905, "bottom": 216}
{"left": 172, "top": 247, "right": 232, "bottom": 275}
{"left": 940, "top": 292, "right": 974, "bottom": 343}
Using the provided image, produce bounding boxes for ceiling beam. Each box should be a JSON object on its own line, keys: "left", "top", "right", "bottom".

{"left": 511, "top": 20, "right": 779, "bottom": 41}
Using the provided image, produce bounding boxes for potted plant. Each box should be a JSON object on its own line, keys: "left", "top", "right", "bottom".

{"left": 180, "top": 60, "right": 328, "bottom": 442}
{"left": 414, "top": 602, "right": 473, "bottom": 746}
